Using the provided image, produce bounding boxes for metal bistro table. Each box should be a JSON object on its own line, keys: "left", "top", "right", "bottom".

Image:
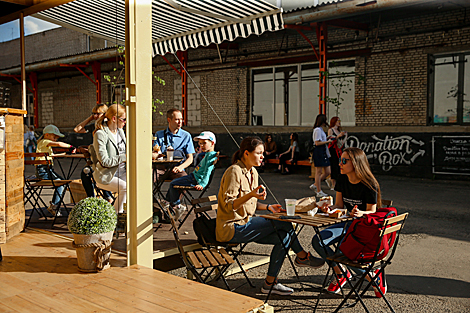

{"left": 259, "top": 211, "right": 353, "bottom": 304}
{"left": 152, "top": 158, "right": 183, "bottom": 224}
{"left": 52, "top": 153, "right": 86, "bottom": 180}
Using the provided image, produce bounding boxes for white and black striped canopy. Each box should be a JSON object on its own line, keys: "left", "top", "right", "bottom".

{"left": 35, "top": 0, "right": 283, "bottom": 56}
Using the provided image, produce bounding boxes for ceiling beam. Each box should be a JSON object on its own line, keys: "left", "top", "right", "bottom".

{"left": 0, "top": 0, "right": 75, "bottom": 25}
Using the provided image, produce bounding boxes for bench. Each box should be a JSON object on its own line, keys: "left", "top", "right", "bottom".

{"left": 265, "top": 158, "right": 311, "bottom": 166}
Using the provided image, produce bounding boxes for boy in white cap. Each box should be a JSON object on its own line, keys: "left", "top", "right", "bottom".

{"left": 36, "top": 124, "right": 75, "bottom": 216}
{"left": 166, "top": 131, "right": 218, "bottom": 220}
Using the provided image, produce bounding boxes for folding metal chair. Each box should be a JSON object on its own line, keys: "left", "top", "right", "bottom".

{"left": 172, "top": 152, "right": 219, "bottom": 229}
{"left": 192, "top": 195, "right": 255, "bottom": 290}
{"left": 24, "top": 152, "right": 75, "bottom": 228}
{"left": 316, "top": 212, "right": 409, "bottom": 313}
{"left": 163, "top": 204, "right": 235, "bottom": 290}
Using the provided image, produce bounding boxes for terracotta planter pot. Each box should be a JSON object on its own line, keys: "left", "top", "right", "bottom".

{"left": 72, "top": 231, "right": 113, "bottom": 272}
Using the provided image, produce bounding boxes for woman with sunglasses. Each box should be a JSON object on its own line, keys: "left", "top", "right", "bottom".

{"left": 327, "top": 116, "right": 348, "bottom": 190}
{"left": 217, "top": 137, "right": 325, "bottom": 296}
{"left": 92, "top": 104, "right": 127, "bottom": 214}
{"left": 312, "top": 114, "right": 332, "bottom": 197}
{"left": 311, "top": 147, "right": 386, "bottom": 297}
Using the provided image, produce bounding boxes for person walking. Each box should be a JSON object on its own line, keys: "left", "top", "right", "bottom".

{"left": 311, "top": 114, "right": 332, "bottom": 198}
{"left": 327, "top": 116, "right": 348, "bottom": 190}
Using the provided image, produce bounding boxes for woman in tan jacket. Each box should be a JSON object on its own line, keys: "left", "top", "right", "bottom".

{"left": 216, "top": 137, "right": 324, "bottom": 296}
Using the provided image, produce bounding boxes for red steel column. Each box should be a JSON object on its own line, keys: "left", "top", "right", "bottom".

{"left": 29, "top": 72, "right": 39, "bottom": 128}
{"left": 317, "top": 22, "right": 328, "bottom": 115}
{"left": 92, "top": 61, "right": 101, "bottom": 104}
{"left": 177, "top": 51, "right": 188, "bottom": 125}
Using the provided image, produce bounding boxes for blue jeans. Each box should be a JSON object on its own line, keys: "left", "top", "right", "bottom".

{"left": 35, "top": 165, "right": 66, "bottom": 206}
{"left": 166, "top": 173, "right": 198, "bottom": 206}
{"left": 228, "top": 216, "right": 303, "bottom": 277}
{"left": 312, "top": 221, "right": 364, "bottom": 276}
{"left": 81, "top": 167, "right": 113, "bottom": 200}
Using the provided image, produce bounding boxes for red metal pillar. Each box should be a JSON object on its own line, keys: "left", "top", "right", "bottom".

{"left": 317, "top": 22, "right": 328, "bottom": 115}
{"left": 177, "top": 51, "right": 188, "bottom": 125}
{"left": 29, "top": 72, "right": 39, "bottom": 128}
{"left": 92, "top": 61, "right": 101, "bottom": 104}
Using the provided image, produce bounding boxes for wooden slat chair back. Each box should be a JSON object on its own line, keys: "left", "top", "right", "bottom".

{"left": 320, "top": 212, "right": 409, "bottom": 313}
{"left": 24, "top": 152, "right": 75, "bottom": 228}
{"left": 192, "top": 195, "right": 255, "bottom": 290}
{"left": 172, "top": 152, "right": 220, "bottom": 229}
{"left": 162, "top": 204, "right": 235, "bottom": 290}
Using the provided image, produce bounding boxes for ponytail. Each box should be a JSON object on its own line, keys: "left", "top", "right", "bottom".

{"left": 93, "top": 103, "right": 125, "bottom": 135}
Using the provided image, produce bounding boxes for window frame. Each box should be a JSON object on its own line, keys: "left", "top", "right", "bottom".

{"left": 429, "top": 52, "right": 470, "bottom": 125}
{"left": 250, "top": 60, "right": 356, "bottom": 126}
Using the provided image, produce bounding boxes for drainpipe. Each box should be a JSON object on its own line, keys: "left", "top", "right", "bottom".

{"left": 0, "top": 49, "right": 122, "bottom": 75}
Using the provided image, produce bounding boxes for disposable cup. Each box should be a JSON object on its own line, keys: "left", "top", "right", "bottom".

{"left": 285, "top": 199, "right": 296, "bottom": 216}
{"left": 167, "top": 150, "right": 174, "bottom": 161}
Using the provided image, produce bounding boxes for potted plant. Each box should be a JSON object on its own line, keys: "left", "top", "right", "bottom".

{"left": 68, "top": 197, "right": 117, "bottom": 272}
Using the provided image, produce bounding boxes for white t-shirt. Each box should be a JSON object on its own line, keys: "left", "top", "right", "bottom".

{"left": 313, "top": 127, "right": 331, "bottom": 158}
{"left": 113, "top": 131, "right": 126, "bottom": 179}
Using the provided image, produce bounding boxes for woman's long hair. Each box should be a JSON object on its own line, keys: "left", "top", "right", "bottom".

{"left": 232, "top": 136, "right": 263, "bottom": 164}
{"left": 314, "top": 114, "right": 328, "bottom": 129}
{"left": 291, "top": 132, "right": 298, "bottom": 145}
{"left": 94, "top": 104, "right": 125, "bottom": 135}
{"left": 329, "top": 116, "right": 341, "bottom": 131}
{"left": 344, "top": 147, "right": 382, "bottom": 208}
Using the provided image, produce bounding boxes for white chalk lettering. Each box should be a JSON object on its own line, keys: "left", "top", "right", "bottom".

{"left": 346, "top": 135, "right": 426, "bottom": 171}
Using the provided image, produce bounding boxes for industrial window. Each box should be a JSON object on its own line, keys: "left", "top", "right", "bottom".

{"left": 429, "top": 53, "right": 470, "bottom": 124}
{"left": 251, "top": 61, "right": 356, "bottom": 126}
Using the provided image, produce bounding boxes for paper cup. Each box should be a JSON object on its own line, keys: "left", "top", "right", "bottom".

{"left": 285, "top": 199, "right": 296, "bottom": 216}
{"left": 167, "top": 150, "right": 174, "bottom": 161}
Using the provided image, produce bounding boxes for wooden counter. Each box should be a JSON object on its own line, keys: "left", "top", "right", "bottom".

{"left": 0, "top": 108, "right": 27, "bottom": 244}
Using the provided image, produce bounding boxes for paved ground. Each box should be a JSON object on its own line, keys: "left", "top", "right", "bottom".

{"left": 25, "top": 161, "right": 470, "bottom": 312}
{"left": 171, "top": 167, "right": 470, "bottom": 312}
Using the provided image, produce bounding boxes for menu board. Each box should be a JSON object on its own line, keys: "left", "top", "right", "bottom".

{"left": 432, "top": 136, "right": 470, "bottom": 175}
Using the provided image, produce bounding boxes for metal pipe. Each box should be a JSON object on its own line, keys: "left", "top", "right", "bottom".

{"left": 0, "top": 49, "right": 121, "bottom": 75}
{"left": 283, "top": 0, "right": 436, "bottom": 25}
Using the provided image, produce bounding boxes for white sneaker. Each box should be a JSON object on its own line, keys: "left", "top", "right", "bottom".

{"left": 309, "top": 183, "right": 317, "bottom": 191}
{"left": 173, "top": 204, "right": 186, "bottom": 221}
{"left": 46, "top": 202, "right": 61, "bottom": 216}
{"left": 316, "top": 190, "right": 328, "bottom": 198}
{"left": 326, "top": 178, "right": 332, "bottom": 189}
{"left": 261, "top": 281, "right": 294, "bottom": 296}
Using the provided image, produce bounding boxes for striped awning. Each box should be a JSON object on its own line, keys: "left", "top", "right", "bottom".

{"left": 35, "top": 0, "right": 283, "bottom": 57}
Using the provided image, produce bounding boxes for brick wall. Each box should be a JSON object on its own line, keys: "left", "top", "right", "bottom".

{"left": 0, "top": 28, "right": 91, "bottom": 70}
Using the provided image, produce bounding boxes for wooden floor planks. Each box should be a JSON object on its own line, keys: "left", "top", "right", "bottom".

{"left": 0, "top": 230, "right": 269, "bottom": 313}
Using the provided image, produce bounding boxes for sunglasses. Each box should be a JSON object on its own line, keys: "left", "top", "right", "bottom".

{"left": 92, "top": 112, "right": 102, "bottom": 116}
{"left": 118, "top": 117, "right": 126, "bottom": 122}
{"left": 340, "top": 158, "right": 350, "bottom": 165}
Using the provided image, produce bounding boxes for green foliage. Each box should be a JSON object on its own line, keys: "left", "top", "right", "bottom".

{"left": 319, "top": 62, "right": 362, "bottom": 116}
{"left": 105, "top": 45, "right": 165, "bottom": 113}
{"left": 68, "top": 198, "right": 117, "bottom": 235}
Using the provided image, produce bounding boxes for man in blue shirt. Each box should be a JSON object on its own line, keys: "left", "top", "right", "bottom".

{"left": 153, "top": 108, "right": 195, "bottom": 180}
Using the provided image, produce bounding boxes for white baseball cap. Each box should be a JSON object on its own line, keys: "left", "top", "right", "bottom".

{"left": 43, "top": 124, "right": 64, "bottom": 137}
{"left": 194, "top": 131, "right": 216, "bottom": 144}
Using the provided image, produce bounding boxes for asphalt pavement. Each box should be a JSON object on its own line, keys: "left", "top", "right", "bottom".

{"left": 24, "top": 160, "right": 470, "bottom": 312}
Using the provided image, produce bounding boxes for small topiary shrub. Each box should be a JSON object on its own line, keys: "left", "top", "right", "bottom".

{"left": 68, "top": 197, "right": 117, "bottom": 235}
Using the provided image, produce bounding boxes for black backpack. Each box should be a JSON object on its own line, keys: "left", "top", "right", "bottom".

{"left": 193, "top": 214, "right": 219, "bottom": 246}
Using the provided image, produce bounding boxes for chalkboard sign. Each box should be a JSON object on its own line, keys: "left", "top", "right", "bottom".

{"left": 432, "top": 136, "right": 470, "bottom": 175}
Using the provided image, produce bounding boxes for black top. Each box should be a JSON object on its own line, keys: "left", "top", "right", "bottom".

{"left": 334, "top": 174, "right": 377, "bottom": 212}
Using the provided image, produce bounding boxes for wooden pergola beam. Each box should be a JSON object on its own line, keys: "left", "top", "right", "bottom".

{"left": 0, "top": 0, "right": 75, "bottom": 25}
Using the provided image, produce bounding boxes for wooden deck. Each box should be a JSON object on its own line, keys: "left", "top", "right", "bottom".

{"left": 0, "top": 229, "right": 271, "bottom": 313}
